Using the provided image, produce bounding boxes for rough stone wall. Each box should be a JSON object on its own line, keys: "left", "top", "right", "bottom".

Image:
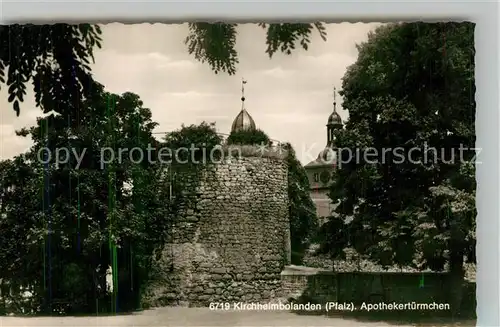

{"left": 280, "top": 267, "right": 476, "bottom": 314}
{"left": 145, "top": 147, "right": 289, "bottom": 307}
{"left": 280, "top": 266, "right": 319, "bottom": 300}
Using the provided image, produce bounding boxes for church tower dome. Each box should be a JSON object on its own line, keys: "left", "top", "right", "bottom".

{"left": 326, "top": 86, "right": 343, "bottom": 146}
{"left": 231, "top": 78, "right": 256, "bottom": 133}
{"left": 328, "top": 111, "right": 342, "bottom": 126}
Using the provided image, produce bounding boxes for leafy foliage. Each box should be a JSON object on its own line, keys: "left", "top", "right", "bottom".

{"left": 0, "top": 24, "right": 102, "bottom": 115}
{"left": 2, "top": 23, "right": 325, "bottom": 115}
{"left": 0, "top": 86, "right": 170, "bottom": 314}
{"left": 322, "top": 23, "right": 475, "bottom": 277}
{"left": 185, "top": 24, "right": 239, "bottom": 75}
{"left": 163, "top": 122, "right": 223, "bottom": 163}
{"left": 282, "top": 143, "right": 318, "bottom": 265}
{"left": 226, "top": 128, "right": 271, "bottom": 146}
{"left": 185, "top": 23, "right": 327, "bottom": 75}
{"left": 319, "top": 23, "right": 475, "bottom": 313}
{"left": 259, "top": 23, "right": 327, "bottom": 55}
{"left": 0, "top": 158, "right": 42, "bottom": 289}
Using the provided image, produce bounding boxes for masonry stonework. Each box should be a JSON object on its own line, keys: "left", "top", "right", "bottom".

{"left": 145, "top": 146, "right": 290, "bottom": 307}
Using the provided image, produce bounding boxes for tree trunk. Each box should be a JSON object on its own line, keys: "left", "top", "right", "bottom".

{"left": 0, "top": 279, "right": 6, "bottom": 314}
{"left": 449, "top": 248, "right": 465, "bottom": 316}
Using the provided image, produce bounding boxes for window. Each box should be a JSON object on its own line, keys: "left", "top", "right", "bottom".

{"left": 320, "top": 171, "right": 331, "bottom": 184}
{"left": 313, "top": 173, "right": 319, "bottom": 183}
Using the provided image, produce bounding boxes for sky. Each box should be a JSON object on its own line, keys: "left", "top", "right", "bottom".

{"left": 0, "top": 23, "right": 380, "bottom": 165}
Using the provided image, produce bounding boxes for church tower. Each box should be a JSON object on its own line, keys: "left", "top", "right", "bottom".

{"left": 326, "top": 87, "right": 343, "bottom": 146}
{"left": 304, "top": 86, "right": 343, "bottom": 220}
{"left": 317, "top": 87, "right": 343, "bottom": 164}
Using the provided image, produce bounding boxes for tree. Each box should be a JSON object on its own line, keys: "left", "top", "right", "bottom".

{"left": 0, "top": 83, "right": 169, "bottom": 314}
{"left": 185, "top": 23, "right": 327, "bottom": 75}
{"left": 282, "top": 143, "right": 318, "bottom": 265}
{"left": 227, "top": 128, "right": 271, "bottom": 146}
{"left": 0, "top": 24, "right": 102, "bottom": 115}
{"left": 163, "top": 122, "right": 223, "bottom": 163}
{"left": 323, "top": 22, "right": 475, "bottom": 313}
{"left": 0, "top": 157, "right": 44, "bottom": 313}
{"left": 1, "top": 23, "right": 326, "bottom": 115}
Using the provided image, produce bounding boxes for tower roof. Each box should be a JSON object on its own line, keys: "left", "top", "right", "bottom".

{"left": 305, "top": 146, "right": 338, "bottom": 168}
{"left": 328, "top": 111, "right": 342, "bottom": 125}
{"left": 327, "top": 86, "right": 342, "bottom": 126}
{"left": 231, "top": 108, "right": 256, "bottom": 132}
{"left": 317, "top": 147, "right": 337, "bottom": 163}
{"left": 231, "top": 78, "right": 256, "bottom": 133}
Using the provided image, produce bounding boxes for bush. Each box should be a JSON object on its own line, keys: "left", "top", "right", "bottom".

{"left": 227, "top": 129, "right": 271, "bottom": 146}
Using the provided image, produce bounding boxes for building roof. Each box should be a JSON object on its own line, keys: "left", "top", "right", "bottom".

{"left": 304, "top": 147, "right": 337, "bottom": 169}
{"left": 231, "top": 78, "right": 257, "bottom": 133}
{"left": 327, "top": 111, "right": 342, "bottom": 125}
{"left": 231, "top": 108, "right": 256, "bottom": 133}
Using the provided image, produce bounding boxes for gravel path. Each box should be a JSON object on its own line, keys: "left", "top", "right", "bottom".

{"left": 0, "top": 307, "right": 413, "bottom": 327}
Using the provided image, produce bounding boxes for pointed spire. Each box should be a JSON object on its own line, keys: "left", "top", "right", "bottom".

{"left": 333, "top": 86, "right": 337, "bottom": 112}
{"left": 241, "top": 78, "right": 247, "bottom": 109}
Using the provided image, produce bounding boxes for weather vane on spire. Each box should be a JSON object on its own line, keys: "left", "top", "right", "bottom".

{"left": 333, "top": 86, "right": 337, "bottom": 112}
{"left": 241, "top": 78, "right": 247, "bottom": 109}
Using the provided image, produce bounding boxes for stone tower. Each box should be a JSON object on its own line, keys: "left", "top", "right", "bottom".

{"left": 144, "top": 79, "right": 290, "bottom": 307}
